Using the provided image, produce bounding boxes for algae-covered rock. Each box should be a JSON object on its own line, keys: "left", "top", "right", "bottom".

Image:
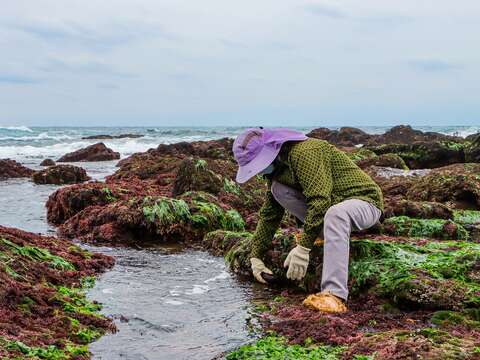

{"left": 465, "top": 133, "right": 480, "bottom": 163}
{"left": 343, "top": 328, "right": 479, "bottom": 359}
{"left": 172, "top": 158, "right": 223, "bottom": 196}
{"left": 46, "top": 182, "right": 117, "bottom": 224}
{"left": 381, "top": 216, "right": 468, "bottom": 240}
{"left": 59, "top": 192, "right": 245, "bottom": 245}
{"left": 0, "top": 225, "right": 114, "bottom": 359}
{"left": 206, "top": 230, "right": 480, "bottom": 310}
{"left": 32, "top": 164, "right": 91, "bottom": 185}
{"left": 406, "top": 163, "right": 480, "bottom": 208}
{"left": 0, "top": 159, "right": 34, "bottom": 179}
{"left": 358, "top": 153, "right": 409, "bottom": 170}
{"left": 383, "top": 199, "right": 453, "bottom": 220}
{"left": 367, "top": 141, "right": 465, "bottom": 169}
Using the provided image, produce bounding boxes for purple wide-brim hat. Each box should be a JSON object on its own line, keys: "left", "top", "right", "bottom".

{"left": 233, "top": 128, "right": 308, "bottom": 183}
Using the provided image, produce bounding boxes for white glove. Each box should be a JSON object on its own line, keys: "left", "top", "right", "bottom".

{"left": 250, "top": 258, "right": 273, "bottom": 284}
{"left": 284, "top": 245, "right": 311, "bottom": 281}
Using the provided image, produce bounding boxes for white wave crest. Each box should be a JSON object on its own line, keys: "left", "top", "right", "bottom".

{"left": 0, "top": 132, "right": 73, "bottom": 142}
{"left": 0, "top": 138, "right": 160, "bottom": 161}
{"left": 0, "top": 125, "right": 33, "bottom": 132}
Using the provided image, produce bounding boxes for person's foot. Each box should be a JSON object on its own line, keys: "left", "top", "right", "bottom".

{"left": 302, "top": 291, "right": 347, "bottom": 313}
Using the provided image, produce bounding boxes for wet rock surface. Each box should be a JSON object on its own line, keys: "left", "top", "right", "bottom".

{"left": 40, "top": 129, "right": 480, "bottom": 359}
{"left": 32, "top": 164, "right": 91, "bottom": 185}
{"left": 57, "top": 142, "right": 120, "bottom": 162}
{"left": 0, "top": 159, "right": 34, "bottom": 179}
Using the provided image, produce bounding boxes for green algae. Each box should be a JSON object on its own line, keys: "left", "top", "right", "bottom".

{"left": 431, "top": 310, "right": 480, "bottom": 329}
{"left": 347, "top": 148, "right": 377, "bottom": 163}
{"left": 101, "top": 187, "right": 117, "bottom": 202}
{"left": 1, "top": 239, "right": 75, "bottom": 271}
{"left": 350, "top": 239, "right": 480, "bottom": 308}
{"left": 0, "top": 337, "right": 89, "bottom": 360}
{"left": 223, "top": 178, "right": 241, "bottom": 195}
{"left": 142, "top": 195, "right": 245, "bottom": 233}
{"left": 382, "top": 216, "right": 469, "bottom": 240}
{"left": 226, "top": 335, "right": 344, "bottom": 360}
{"left": 143, "top": 197, "right": 191, "bottom": 225}
{"left": 453, "top": 210, "right": 480, "bottom": 225}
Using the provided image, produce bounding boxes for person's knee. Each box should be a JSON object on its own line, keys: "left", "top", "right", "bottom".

{"left": 324, "top": 204, "right": 350, "bottom": 225}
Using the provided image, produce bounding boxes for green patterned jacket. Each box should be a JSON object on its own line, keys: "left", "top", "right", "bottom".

{"left": 250, "top": 138, "right": 384, "bottom": 259}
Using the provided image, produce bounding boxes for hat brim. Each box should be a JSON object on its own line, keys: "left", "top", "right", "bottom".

{"left": 235, "top": 144, "right": 280, "bottom": 184}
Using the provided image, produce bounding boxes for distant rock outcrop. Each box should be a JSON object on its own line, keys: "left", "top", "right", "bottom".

{"left": 0, "top": 159, "right": 34, "bottom": 179}
{"left": 81, "top": 134, "right": 143, "bottom": 140}
{"left": 57, "top": 142, "right": 120, "bottom": 162}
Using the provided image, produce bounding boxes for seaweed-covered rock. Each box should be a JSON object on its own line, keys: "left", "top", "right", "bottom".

{"left": 57, "top": 142, "right": 120, "bottom": 162}
{"left": 0, "top": 225, "right": 114, "bottom": 359}
{"left": 40, "top": 158, "right": 56, "bottom": 166}
{"left": 367, "top": 141, "right": 465, "bottom": 169}
{"left": 381, "top": 216, "right": 468, "bottom": 240}
{"left": 172, "top": 158, "right": 223, "bottom": 196}
{"left": 46, "top": 182, "right": 117, "bottom": 224}
{"left": 372, "top": 125, "right": 461, "bottom": 145}
{"left": 206, "top": 230, "right": 480, "bottom": 311}
{"left": 383, "top": 199, "right": 453, "bottom": 220}
{"left": 465, "top": 133, "right": 480, "bottom": 163}
{"left": 307, "top": 127, "right": 374, "bottom": 147}
{"left": 406, "top": 163, "right": 480, "bottom": 208}
{"left": 32, "top": 165, "right": 90, "bottom": 185}
{"left": 0, "top": 159, "right": 34, "bottom": 179}
{"left": 357, "top": 153, "right": 409, "bottom": 170}
{"left": 59, "top": 192, "right": 245, "bottom": 245}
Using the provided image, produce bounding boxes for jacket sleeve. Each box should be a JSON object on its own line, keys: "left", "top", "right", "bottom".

{"left": 290, "top": 146, "right": 333, "bottom": 248}
{"left": 250, "top": 185, "right": 285, "bottom": 259}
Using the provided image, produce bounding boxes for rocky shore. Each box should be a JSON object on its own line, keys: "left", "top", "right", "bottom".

{"left": 2, "top": 125, "right": 480, "bottom": 359}
{"left": 0, "top": 226, "right": 115, "bottom": 359}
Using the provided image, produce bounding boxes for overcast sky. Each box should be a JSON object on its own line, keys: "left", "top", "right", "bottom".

{"left": 1, "top": 1, "right": 479, "bottom": 127}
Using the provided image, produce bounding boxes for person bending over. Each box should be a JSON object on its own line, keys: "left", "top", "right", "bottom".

{"left": 232, "top": 128, "right": 383, "bottom": 313}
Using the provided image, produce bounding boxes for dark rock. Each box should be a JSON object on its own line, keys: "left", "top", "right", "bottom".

{"left": 57, "top": 142, "right": 120, "bottom": 162}
{"left": 0, "top": 159, "right": 35, "bottom": 179}
{"left": 81, "top": 133, "right": 143, "bottom": 140}
{"left": 40, "top": 158, "right": 56, "bottom": 166}
{"left": 367, "top": 141, "right": 465, "bottom": 169}
{"left": 32, "top": 165, "right": 90, "bottom": 185}
{"left": 372, "top": 125, "right": 461, "bottom": 145}
{"left": 307, "top": 127, "right": 374, "bottom": 147}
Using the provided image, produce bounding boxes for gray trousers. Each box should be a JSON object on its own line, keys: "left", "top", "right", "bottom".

{"left": 271, "top": 181, "right": 381, "bottom": 300}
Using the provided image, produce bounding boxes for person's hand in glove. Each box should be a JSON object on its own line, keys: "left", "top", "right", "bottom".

{"left": 284, "top": 245, "right": 311, "bottom": 281}
{"left": 250, "top": 258, "right": 273, "bottom": 284}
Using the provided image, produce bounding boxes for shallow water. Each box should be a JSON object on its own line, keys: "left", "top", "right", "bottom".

{"left": 0, "top": 162, "right": 257, "bottom": 360}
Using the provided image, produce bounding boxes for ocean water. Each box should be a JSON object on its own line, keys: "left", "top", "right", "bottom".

{"left": 1, "top": 125, "right": 479, "bottom": 167}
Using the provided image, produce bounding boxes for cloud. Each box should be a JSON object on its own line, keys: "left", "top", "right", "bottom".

{"left": 409, "top": 59, "right": 461, "bottom": 73}
{"left": 304, "top": 3, "right": 347, "bottom": 19}
{"left": 0, "top": 74, "right": 40, "bottom": 84}
{"left": 40, "top": 59, "right": 136, "bottom": 78}
{"left": 9, "top": 20, "right": 169, "bottom": 52}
